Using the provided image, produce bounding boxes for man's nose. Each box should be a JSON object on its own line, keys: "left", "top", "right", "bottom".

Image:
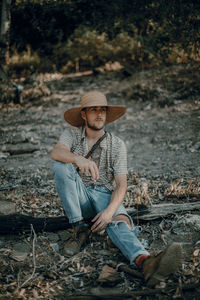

{"left": 96, "top": 109, "right": 103, "bottom": 115}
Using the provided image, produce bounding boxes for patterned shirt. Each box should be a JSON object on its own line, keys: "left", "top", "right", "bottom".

{"left": 59, "top": 126, "right": 127, "bottom": 191}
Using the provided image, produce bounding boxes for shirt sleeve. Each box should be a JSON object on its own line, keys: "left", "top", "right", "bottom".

{"left": 58, "top": 128, "right": 74, "bottom": 150}
{"left": 113, "top": 139, "right": 128, "bottom": 175}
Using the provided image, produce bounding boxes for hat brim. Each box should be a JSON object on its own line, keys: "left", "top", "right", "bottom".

{"left": 64, "top": 105, "right": 126, "bottom": 127}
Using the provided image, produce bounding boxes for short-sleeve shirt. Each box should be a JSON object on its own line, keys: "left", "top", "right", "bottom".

{"left": 59, "top": 126, "right": 127, "bottom": 191}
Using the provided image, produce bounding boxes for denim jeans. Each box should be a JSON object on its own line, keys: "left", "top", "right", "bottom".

{"left": 53, "top": 161, "right": 149, "bottom": 264}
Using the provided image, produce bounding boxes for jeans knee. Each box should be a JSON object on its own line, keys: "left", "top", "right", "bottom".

{"left": 112, "top": 214, "right": 132, "bottom": 230}
{"left": 53, "top": 161, "right": 74, "bottom": 179}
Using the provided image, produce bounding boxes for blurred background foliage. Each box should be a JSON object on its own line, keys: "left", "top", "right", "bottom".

{"left": 7, "top": 0, "right": 200, "bottom": 76}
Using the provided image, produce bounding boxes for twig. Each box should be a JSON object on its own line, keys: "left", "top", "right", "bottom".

{"left": 63, "top": 288, "right": 163, "bottom": 299}
{"left": 19, "top": 224, "right": 37, "bottom": 288}
{"left": 117, "top": 264, "right": 143, "bottom": 279}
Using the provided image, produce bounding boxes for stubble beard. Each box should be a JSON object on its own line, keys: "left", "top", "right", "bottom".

{"left": 86, "top": 118, "right": 105, "bottom": 131}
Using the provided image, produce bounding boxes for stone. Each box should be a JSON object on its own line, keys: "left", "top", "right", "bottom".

{"left": 2, "top": 143, "right": 40, "bottom": 155}
{"left": 11, "top": 242, "right": 30, "bottom": 262}
{"left": 58, "top": 230, "right": 71, "bottom": 241}
{"left": 50, "top": 243, "right": 59, "bottom": 252}
{"left": 0, "top": 199, "right": 16, "bottom": 215}
{"left": 46, "top": 232, "right": 59, "bottom": 242}
{"left": 181, "top": 214, "right": 200, "bottom": 231}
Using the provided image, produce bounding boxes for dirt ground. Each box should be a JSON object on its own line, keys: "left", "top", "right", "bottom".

{"left": 0, "top": 63, "right": 200, "bottom": 299}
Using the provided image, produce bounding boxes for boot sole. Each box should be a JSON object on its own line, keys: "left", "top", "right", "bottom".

{"left": 147, "top": 243, "right": 182, "bottom": 287}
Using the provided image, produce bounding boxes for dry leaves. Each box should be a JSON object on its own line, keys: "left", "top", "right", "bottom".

{"left": 97, "top": 265, "right": 121, "bottom": 286}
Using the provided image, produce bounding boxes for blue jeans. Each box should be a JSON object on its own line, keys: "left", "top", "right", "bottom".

{"left": 53, "top": 161, "right": 149, "bottom": 264}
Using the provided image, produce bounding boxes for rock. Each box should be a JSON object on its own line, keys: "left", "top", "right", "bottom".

{"left": 11, "top": 242, "right": 30, "bottom": 262}
{"left": 190, "top": 141, "right": 200, "bottom": 152}
{"left": 7, "top": 133, "right": 28, "bottom": 145}
{"left": 2, "top": 143, "right": 40, "bottom": 155}
{"left": 50, "top": 243, "right": 59, "bottom": 252}
{"left": 0, "top": 151, "right": 9, "bottom": 159}
{"left": 0, "top": 199, "right": 16, "bottom": 215}
{"left": 46, "top": 232, "right": 59, "bottom": 242}
{"left": 97, "top": 265, "right": 121, "bottom": 286}
{"left": 58, "top": 230, "right": 71, "bottom": 241}
{"left": 180, "top": 214, "right": 200, "bottom": 231}
{"left": 21, "top": 84, "right": 51, "bottom": 102}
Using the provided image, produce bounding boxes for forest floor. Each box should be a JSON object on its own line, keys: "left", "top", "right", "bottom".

{"left": 0, "top": 62, "right": 200, "bottom": 299}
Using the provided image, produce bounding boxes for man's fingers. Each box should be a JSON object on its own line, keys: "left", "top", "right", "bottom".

{"left": 91, "top": 215, "right": 102, "bottom": 230}
{"left": 79, "top": 160, "right": 99, "bottom": 182}
{"left": 92, "top": 212, "right": 100, "bottom": 222}
{"left": 91, "top": 220, "right": 105, "bottom": 232}
{"left": 89, "top": 164, "right": 99, "bottom": 182}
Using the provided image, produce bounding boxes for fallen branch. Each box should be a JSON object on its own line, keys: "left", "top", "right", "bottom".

{"left": 60, "top": 281, "right": 200, "bottom": 299}
{"left": 0, "top": 214, "right": 70, "bottom": 234}
{"left": 128, "top": 201, "right": 200, "bottom": 221}
{"left": 0, "top": 201, "right": 200, "bottom": 234}
{"left": 61, "top": 288, "right": 164, "bottom": 299}
{"left": 165, "top": 194, "right": 200, "bottom": 200}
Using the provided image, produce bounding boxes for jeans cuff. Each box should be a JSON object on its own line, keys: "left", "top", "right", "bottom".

{"left": 69, "top": 217, "right": 84, "bottom": 223}
{"left": 130, "top": 250, "right": 150, "bottom": 267}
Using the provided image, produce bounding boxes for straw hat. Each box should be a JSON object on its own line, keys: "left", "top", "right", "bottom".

{"left": 64, "top": 91, "right": 126, "bottom": 127}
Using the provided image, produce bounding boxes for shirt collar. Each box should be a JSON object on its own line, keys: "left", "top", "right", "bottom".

{"left": 81, "top": 126, "right": 107, "bottom": 149}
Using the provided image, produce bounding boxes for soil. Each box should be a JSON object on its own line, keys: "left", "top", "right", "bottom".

{"left": 0, "top": 63, "right": 200, "bottom": 299}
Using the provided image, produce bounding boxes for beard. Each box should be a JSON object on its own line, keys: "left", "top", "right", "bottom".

{"left": 86, "top": 118, "right": 105, "bottom": 131}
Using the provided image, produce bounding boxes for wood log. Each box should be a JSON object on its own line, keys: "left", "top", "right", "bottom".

{"left": 60, "top": 288, "right": 163, "bottom": 300}
{"left": 127, "top": 201, "right": 200, "bottom": 221}
{"left": 0, "top": 214, "right": 70, "bottom": 234}
{"left": 59, "top": 281, "right": 200, "bottom": 300}
{"left": 0, "top": 202, "right": 199, "bottom": 234}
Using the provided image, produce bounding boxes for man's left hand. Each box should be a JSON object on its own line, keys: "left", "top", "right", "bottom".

{"left": 91, "top": 209, "right": 113, "bottom": 233}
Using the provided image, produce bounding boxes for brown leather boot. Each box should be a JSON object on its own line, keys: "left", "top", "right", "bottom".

{"left": 143, "top": 243, "right": 182, "bottom": 287}
{"left": 64, "top": 225, "right": 89, "bottom": 256}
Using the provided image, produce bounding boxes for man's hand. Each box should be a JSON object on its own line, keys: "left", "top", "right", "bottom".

{"left": 75, "top": 155, "right": 99, "bottom": 182}
{"left": 91, "top": 209, "right": 113, "bottom": 232}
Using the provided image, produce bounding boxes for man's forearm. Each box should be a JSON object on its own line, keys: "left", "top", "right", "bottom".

{"left": 50, "top": 143, "right": 99, "bottom": 181}
{"left": 50, "top": 145, "right": 79, "bottom": 164}
{"left": 107, "top": 184, "right": 127, "bottom": 216}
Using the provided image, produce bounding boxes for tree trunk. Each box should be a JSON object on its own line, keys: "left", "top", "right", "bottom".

{"left": 0, "top": 0, "right": 11, "bottom": 78}
{"left": 0, "top": 0, "right": 20, "bottom": 104}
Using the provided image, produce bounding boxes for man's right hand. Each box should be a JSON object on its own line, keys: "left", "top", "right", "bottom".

{"left": 74, "top": 155, "right": 99, "bottom": 182}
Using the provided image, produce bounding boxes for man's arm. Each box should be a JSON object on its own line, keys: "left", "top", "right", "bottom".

{"left": 50, "top": 143, "right": 99, "bottom": 181}
{"left": 91, "top": 174, "right": 127, "bottom": 232}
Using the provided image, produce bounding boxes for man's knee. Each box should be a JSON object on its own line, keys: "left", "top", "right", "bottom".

{"left": 112, "top": 214, "right": 132, "bottom": 230}
{"left": 53, "top": 161, "right": 74, "bottom": 177}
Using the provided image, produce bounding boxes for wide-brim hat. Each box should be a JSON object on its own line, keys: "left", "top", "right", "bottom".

{"left": 64, "top": 91, "right": 126, "bottom": 127}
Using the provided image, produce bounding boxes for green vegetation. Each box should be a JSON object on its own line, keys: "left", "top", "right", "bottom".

{"left": 9, "top": 0, "right": 200, "bottom": 75}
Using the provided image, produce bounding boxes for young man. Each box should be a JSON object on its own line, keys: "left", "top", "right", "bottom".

{"left": 51, "top": 91, "right": 182, "bottom": 287}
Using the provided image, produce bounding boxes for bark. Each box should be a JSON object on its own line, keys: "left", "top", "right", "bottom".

{"left": 127, "top": 201, "right": 200, "bottom": 221}
{"left": 0, "top": 214, "right": 71, "bottom": 234}
{"left": 0, "top": 202, "right": 199, "bottom": 234}
{"left": 0, "top": 0, "right": 20, "bottom": 104}
{"left": 0, "top": 0, "right": 11, "bottom": 77}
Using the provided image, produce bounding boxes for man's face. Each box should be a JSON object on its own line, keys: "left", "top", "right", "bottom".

{"left": 81, "top": 106, "right": 107, "bottom": 131}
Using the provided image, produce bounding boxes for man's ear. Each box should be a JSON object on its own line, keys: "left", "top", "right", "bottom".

{"left": 81, "top": 110, "right": 86, "bottom": 121}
